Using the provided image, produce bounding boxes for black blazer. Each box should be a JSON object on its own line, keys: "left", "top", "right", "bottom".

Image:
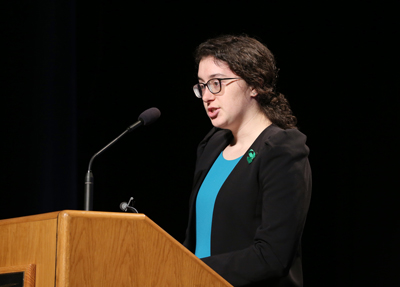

{"left": 183, "top": 125, "right": 312, "bottom": 287}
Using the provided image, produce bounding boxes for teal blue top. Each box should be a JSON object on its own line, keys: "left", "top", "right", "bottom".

{"left": 195, "top": 152, "right": 242, "bottom": 258}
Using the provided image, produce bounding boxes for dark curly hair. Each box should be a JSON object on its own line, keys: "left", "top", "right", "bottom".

{"left": 195, "top": 34, "right": 297, "bottom": 130}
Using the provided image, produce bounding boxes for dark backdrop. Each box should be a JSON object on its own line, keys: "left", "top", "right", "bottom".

{"left": 2, "top": 1, "right": 398, "bottom": 286}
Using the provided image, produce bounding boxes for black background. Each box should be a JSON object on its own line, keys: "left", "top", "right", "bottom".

{"left": 0, "top": 272, "right": 24, "bottom": 287}
{"left": 2, "top": 1, "right": 398, "bottom": 286}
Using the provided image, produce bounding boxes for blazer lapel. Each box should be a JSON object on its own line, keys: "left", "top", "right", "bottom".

{"left": 185, "top": 129, "right": 232, "bottom": 249}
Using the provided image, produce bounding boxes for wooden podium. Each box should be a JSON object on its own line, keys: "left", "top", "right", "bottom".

{"left": 0, "top": 210, "right": 232, "bottom": 286}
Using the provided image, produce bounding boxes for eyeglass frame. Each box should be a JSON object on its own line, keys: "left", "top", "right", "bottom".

{"left": 193, "top": 78, "right": 241, "bottom": 98}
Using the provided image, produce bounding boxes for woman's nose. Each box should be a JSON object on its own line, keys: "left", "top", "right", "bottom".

{"left": 202, "top": 87, "right": 215, "bottom": 102}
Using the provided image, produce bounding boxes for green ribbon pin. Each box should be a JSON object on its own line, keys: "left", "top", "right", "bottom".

{"left": 247, "top": 149, "right": 256, "bottom": 164}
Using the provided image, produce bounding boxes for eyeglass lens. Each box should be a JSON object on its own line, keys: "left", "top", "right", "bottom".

{"left": 193, "top": 79, "right": 222, "bottom": 98}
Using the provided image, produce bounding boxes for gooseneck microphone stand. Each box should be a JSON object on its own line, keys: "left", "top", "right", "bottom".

{"left": 84, "top": 107, "right": 161, "bottom": 211}
{"left": 84, "top": 122, "right": 140, "bottom": 211}
{"left": 84, "top": 130, "right": 133, "bottom": 211}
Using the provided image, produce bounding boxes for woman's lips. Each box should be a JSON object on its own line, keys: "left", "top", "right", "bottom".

{"left": 207, "top": 107, "right": 220, "bottom": 119}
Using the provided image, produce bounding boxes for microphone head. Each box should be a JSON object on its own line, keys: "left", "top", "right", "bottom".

{"left": 120, "top": 202, "right": 128, "bottom": 211}
{"left": 138, "top": 107, "right": 161, "bottom": 126}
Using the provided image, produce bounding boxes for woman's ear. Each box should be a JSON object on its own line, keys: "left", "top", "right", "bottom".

{"left": 250, "top": 88, "right": 258, "bottom": 97}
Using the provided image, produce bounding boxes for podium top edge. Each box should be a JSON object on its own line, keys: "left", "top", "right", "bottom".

{"left": 58, "top": 210, "right": 147, "bottom": 220}
{"left": 0, "top": 211, "right": 60, "bottom": 226}
{"left": 0, "top": 210, "right": 147, "bottom": 226}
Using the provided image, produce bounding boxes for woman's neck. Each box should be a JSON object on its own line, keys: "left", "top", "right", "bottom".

{"left": 223, "top": 112, "right": 272, "bottom": 160}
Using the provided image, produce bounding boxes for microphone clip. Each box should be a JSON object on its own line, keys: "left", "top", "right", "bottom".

{"left": 120, "top": 197, "right": 139, "bottom": 213}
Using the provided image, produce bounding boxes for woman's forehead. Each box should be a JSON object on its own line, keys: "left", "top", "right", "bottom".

{"left": 198, "top": 56, "right": 235, "bottom": 80}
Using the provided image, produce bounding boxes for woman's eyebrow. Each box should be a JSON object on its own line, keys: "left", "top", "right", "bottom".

{"left": 198, "top": 73, "right": 227, "bottom": 82}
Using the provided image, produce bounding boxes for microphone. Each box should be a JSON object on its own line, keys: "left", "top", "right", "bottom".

{"left": 126, "top": 107, "right": 161, "bottom": 132}
{"left": 120, "top": 197, "right": 139, "bottom": 213}
{"left": 84, "top": 107, "right": 161, "bottom": 211}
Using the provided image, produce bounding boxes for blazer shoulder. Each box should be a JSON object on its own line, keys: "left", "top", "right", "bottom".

{"left": 261, "top": 125, "right": 309, "bottom": 156}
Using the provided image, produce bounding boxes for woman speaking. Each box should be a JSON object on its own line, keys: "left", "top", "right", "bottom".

{"left": 183, "top": 35, "right": 312, "bottom": 287}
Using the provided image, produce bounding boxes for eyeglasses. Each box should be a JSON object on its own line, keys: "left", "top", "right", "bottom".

{"left": 193, "top": 78, "right": 241, "bottom": 98}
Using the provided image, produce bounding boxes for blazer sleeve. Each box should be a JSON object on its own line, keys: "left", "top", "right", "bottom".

{"left": 202, "top": 129, "right": 312, "bottom": 286}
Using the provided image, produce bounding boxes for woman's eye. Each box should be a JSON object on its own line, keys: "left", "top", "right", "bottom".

{"left": 211, "top": 80, "right": 220, "bottom": 88}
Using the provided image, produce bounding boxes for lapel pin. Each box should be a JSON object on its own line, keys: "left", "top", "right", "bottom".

{"left": 247, "top": 149, "right": 256, "bottom": 164}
